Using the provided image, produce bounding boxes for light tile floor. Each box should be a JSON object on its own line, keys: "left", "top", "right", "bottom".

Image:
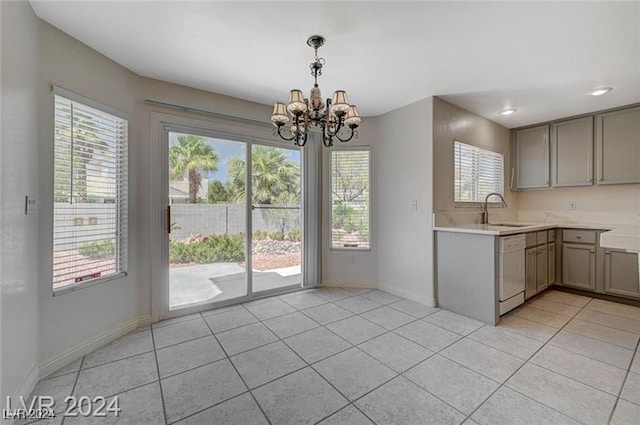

{"left": 22, "top": 288, "right": 640, "bottom": 425}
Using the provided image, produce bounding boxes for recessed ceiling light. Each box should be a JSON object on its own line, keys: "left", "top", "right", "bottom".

{"left": 500, "top": 108, "right": 517, "bottom": 116}
{"left": 588, "top": 87, "right": 613, "bottom": 96}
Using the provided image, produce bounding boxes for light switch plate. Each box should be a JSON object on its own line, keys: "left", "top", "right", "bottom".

{"left": 25, "top": 196, "right": 37, "bottom": 215}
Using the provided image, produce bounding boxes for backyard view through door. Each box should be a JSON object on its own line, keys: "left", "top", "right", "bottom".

{"left": 168, "top": 131, "right": 302, "bottom": 309}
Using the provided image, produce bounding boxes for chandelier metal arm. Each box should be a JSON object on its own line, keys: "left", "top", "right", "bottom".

{"left": 275, "top": 125, "right": 297, "bottom": 142}
{"left": 334, "top": 127, "right": 356, "bottom": 143}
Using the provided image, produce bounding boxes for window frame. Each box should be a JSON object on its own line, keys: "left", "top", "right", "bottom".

{"left": 453, "top": 140, "right": 505, "bottom": 207}
{"left": 52, "top": 86, "right": 129, "bottom": 296}
{"left": 329, "top": 146, "right": 372, "bottom": 252}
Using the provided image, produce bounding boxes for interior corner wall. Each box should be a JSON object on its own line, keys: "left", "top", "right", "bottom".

{"left": 321, "top": 117, "right": 379, "bottom": 288}
{"left": 432, "top": 97, "right": 514, "bottom": 225}
{"left": 36, "top": 19, "right": 141, "bottom": 370}
{"left": 1, "top": 0, "right": 41, "bottom": 403}
{"left": 375, "top": 97, "right": 435, "bottom": 305}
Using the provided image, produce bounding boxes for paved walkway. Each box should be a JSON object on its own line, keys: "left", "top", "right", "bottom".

{"left": 169, "top": 263, "right": 301, "bottom": 308}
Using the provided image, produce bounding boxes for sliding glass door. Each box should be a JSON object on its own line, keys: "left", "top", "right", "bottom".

{"left": 165, "top": 129, "right": 302, "bottom": 313}
{"left": 250, "top": 145, "right": 302, "bottom": 295}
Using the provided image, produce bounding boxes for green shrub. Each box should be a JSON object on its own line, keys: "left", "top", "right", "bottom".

{"left": 253, "top": 230, "right": 269, "bottom": 240}
{"left": 170, "top": 233, "right": 245, "bottom": 264}
{"left": 287, "top": 228, "right": 302, "bottom": 242}
{"left": 78, "top": 239, "right": 114, "bottom": 258}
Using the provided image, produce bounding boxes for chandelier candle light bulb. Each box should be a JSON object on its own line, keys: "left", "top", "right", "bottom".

{"left": 270, "top": 35, "right": 361, "bottom": 147}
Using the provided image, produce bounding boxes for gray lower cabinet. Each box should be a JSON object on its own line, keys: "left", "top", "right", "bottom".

{"left": 525, "top": 244, "right": 548, "bottom": 299}
{"left": 537, "top": 244, "right": 548, "bottom": 292}
{"left": 547, "top": 242, "right": 556, "bottom": 285}
{"left": 562, "top": 243, "right": 596, "bottom": 291}
{"left": 604, "top": 249, "right": 640, "bottom": 299}
{"left": 525, "top": 247, "right": 537, "bottom": 299}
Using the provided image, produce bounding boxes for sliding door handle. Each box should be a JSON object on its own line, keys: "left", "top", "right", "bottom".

{"left": 166, "top": 206, "right": 171, "bottom": 234}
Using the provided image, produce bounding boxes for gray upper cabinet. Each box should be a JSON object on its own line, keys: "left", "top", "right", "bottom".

{"left": 514, "top": 125, "right": 550, "bottom": 189}
{"left": 596, "top": 106, "right": 640, "bottom": 185}
{"left": 604, "top": 249, "right": 640, "bottom": 299}
{"left": 551, "top": 116, "right": 594, "bottom": 187}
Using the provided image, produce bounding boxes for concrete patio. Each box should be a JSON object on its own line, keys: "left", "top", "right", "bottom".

{"left": 170, "top": 262, "right": 301, "bottom": 308}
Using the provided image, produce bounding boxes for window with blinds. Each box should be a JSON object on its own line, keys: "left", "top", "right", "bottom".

{"left": 330, "top": 149, "right": 371, "bottom": 250}
{"left": 53, "top": 90, "right": 128, "bottom": 292}
{"left": 454, "top": 141, "right": 504, "bottom": 203}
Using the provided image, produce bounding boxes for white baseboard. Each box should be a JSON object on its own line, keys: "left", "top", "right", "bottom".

{"left": 379, "top": 284, "right": 437, "bottom": 307}
{"left": 136, "top": 314, "right": 153, "bottom": 328}
{"left": 321, "top": 280, "right": 377, "bottom": 289}
{"left": 9, "top": 362, "right": 40, "bottom": 418}
{"left": 38, "top": 314, "right": 152, "bottom": 379}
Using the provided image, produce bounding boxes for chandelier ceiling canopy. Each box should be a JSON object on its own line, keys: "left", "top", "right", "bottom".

{"left": 270, "top": 35, "right": 361, "bottom": 148}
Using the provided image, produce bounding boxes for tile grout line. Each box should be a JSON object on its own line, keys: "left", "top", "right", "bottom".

{"left": 44, "top": 288, "right": 639, "bottom": 425}
{"left": 198, "top": 311, "right": 274, "bottom": 425}
{"left": 459, "top": 294, "right": 597, "bottom": 425}
{"left": 560, "top": 327, "right": 640, "bottom": 351}
{"left": 57, "top": 356, "right": 85, "bottom": 425}
{"left": 606, "top": 337, "right": 640, "bottom": 424}
{"left": 149, "top": 321, "right": 169, "bottom": 425}
{"left": 240, "top": 292, "right": 414, "bottom": 424}
{"left": 162, "top": 292, "right": 471, "bottom": 423}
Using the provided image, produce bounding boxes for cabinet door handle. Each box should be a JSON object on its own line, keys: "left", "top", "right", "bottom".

{"left": 576, "top": 234, "right": 581, "bottom": 239}
{"left": 590, "top": 249, "right": 595, "bottom": 254}
{"left": 605, "top": 251, "right": 610, "bottom": 255}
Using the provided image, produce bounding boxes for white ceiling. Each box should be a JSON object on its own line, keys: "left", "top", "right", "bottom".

{"left": 30, "top": 1, "right": 640, "bottom": 128}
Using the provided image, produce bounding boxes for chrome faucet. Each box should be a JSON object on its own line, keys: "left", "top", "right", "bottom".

{"left": 481, "top": 192, "right": 507, "bottom": 224}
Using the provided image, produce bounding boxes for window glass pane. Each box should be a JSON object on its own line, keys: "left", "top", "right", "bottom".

{"left": 331, "top": 149, "right": 370, "bottom": 249}
{"left": 454, "top": 141, "right": 504, "bottom": 203}
{"left": 53, "top": 94, "right": 128, "bottom": 291}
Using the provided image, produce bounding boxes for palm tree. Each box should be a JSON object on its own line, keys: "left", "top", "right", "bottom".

{"left": 169, "top": 135, "right": 219, "bottom": 203}
{"left": 228, "top": 146, "right": 300, "bottom": 204}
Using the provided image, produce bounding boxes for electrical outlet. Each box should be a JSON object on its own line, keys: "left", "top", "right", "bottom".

{"left": 411, "top": 200, "right": 418, "bottom": 211}
{"left": 25, "top": 196, "right": 37, "bottom": 215}
{"left": 350, "top": 256, "right": 356, "bottom": 264}
{"left": 569, "top": 201, "right": 577, "bottom": 211}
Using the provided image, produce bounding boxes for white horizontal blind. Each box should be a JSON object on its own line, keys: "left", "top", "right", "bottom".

{"left": 454, "top": 141, "right": 504, "bottom": 203}
{"left": 53, "top": 94, "right": 128, "bottom": 291}
{"left": 331, "top": 149, "right": 370, "bottom": 249}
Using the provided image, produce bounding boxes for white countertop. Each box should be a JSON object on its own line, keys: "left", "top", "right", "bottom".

{"left": 600, "top": 225, "right": 640, "bottom": 252}
{"left": 434, "top": 222, "right": 616, "bottom": 236}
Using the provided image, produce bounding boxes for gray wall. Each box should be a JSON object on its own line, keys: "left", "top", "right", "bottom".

{"left": 170, "top": 204, "right": 300, "bottom": 240}
{"left": 376, "top": 97, "right": 435, "bottom": 305}
{"left": 1, "top": 0, "right": 41, "bottom": 405}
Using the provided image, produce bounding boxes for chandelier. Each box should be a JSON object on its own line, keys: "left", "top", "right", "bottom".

{"left": 270, "top": 35, "right": 361, "bottom": 147}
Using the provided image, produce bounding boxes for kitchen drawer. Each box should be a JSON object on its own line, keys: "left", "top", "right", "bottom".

{"left": 526, "top": 232, "right": 538, "bottom": 248}
{"left": 536, "top": 231, "right": 548, "bottom": 245}
{"left": 548, "top": 230, "right": 555, "bottom": 242}
{"left": 562, "top": 229, "right": 597, "bottom": 244}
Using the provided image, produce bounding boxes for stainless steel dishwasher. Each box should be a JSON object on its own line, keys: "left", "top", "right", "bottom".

{"left": 499, "top": 234, "right": 526, "bottom": 315}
